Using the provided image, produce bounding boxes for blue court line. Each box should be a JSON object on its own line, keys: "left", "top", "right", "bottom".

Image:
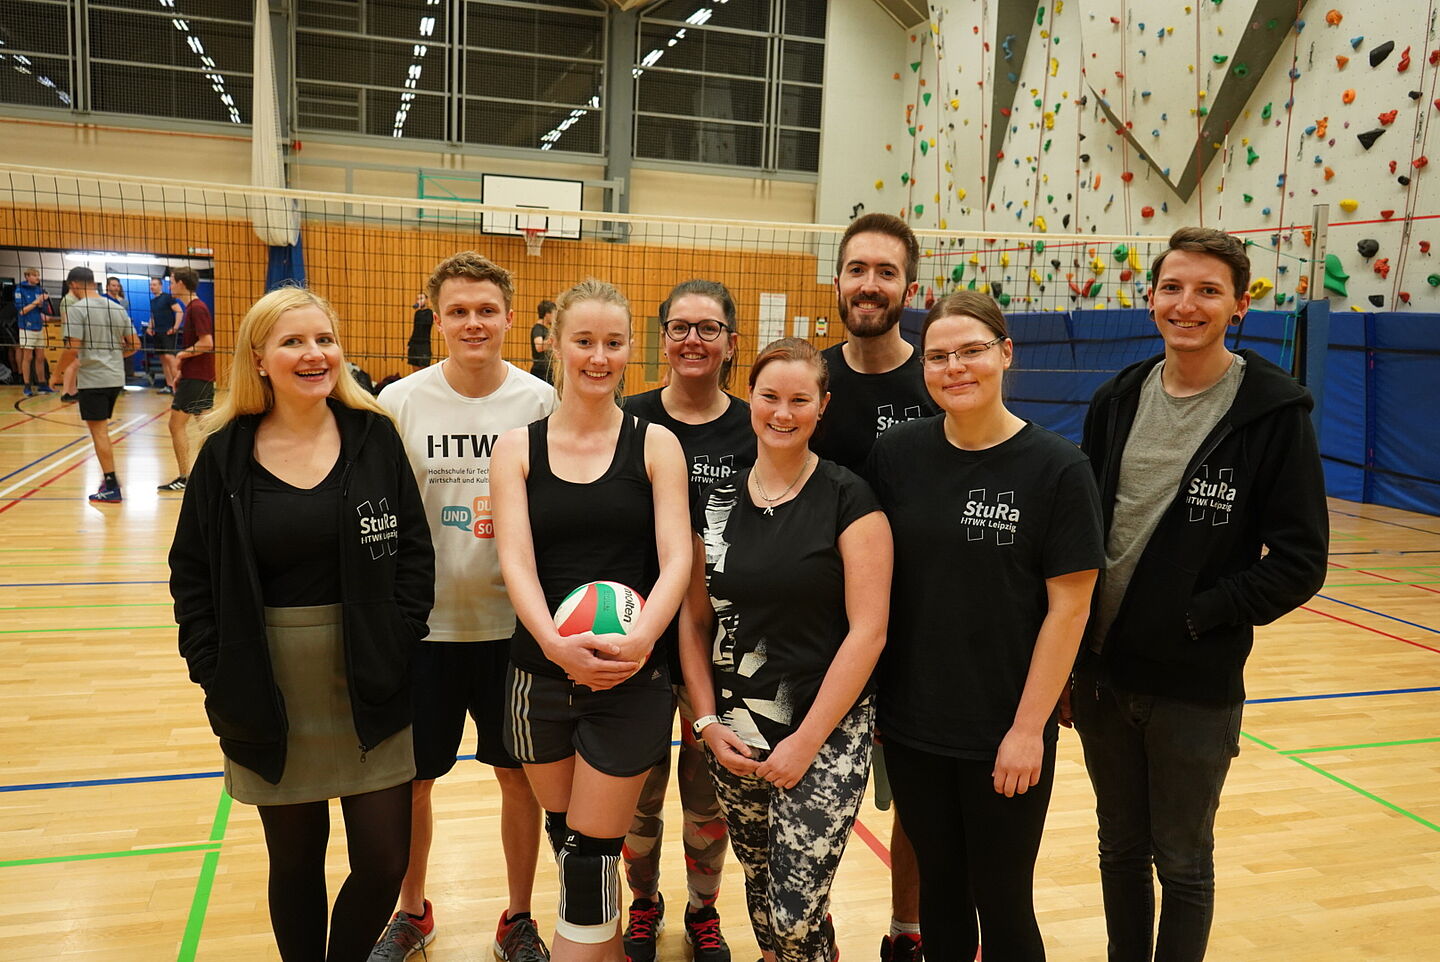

{"left": 0, "top": 438, "right": 84, "bottom": 484}
{"left": 3, "top": 745, "right": 690, "bottom": 793}
{"left": 1, "top": 770, "right": 223, "bottom": 793}
{"left": 1246, "top": 685, "right": 1440, "bottom": 704}
{"left": 1331, "top": 549, "right": 1440, "bottom": 556}
{"left": 1314, "top": 594, "right": 1440, "bottom": 635}
{"left": 0, "top": 580, "right": 169, "bottom": 588}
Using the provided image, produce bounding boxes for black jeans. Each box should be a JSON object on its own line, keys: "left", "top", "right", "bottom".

{"left": 885, "top": 738, "right": 1056, "bottom": 962}
{"left": 1072, "top": 671, "right": 1243, "bottom": 962}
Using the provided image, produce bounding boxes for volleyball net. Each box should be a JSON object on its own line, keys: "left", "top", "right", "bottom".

{"left": 0, "top": 163, "right": 1309, "bottom": 435}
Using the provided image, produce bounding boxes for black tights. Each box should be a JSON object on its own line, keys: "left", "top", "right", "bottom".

{"left": 256, "top": 781, "right": 412, "bottom": 962}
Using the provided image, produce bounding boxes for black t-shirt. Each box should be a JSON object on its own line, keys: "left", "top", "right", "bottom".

{"left": 867, "top": 417, "right": 1104, "bottom": 760}
{"left": 530, "top": 322, "right": 548, "bottom": 360}
{"left": 693, "top": 460, "right": 880, "bottom": 750}
{"left": 409, "top": 308, "right": 433, "bottom": 345}
{"left": 150, "top": 292, "right": 176, "bottom": 329}
{"left": 622, "top": 389, "right": 756, "bottom": 504}
{"left": 250, "top": 457, "right": 343, "bottom": 607}
{"left": 513, "top": 414, "right": 662, "bottom": 679}
{"left": 810, "top": 342, "right": 939, "bottom": 471}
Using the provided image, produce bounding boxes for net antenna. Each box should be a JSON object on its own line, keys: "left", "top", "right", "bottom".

{"left": 519, "top": 212, "right": 548, "bottom": 257}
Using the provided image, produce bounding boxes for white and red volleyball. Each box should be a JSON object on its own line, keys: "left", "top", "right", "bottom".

{"left": 553, "top": 581, "right": 646, "bottom": 637}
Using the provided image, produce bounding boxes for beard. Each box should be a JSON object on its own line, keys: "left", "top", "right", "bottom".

{"left": 838, "top": 293, "right": 905, "bottom": 338}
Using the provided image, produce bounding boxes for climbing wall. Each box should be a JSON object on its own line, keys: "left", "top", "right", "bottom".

{"left": 864, "top": 0, "right": 1440, "bottom": 311}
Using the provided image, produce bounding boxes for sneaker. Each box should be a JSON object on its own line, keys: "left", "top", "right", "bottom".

{"left": 684, "top": 904, "right": 731, "bottom": 962}
{"left": 495, "top": 912, "right": 550, "bottom": 962}
{"left": 157, "top": 476, "right": 187, "bottom": 491}
{"left": 623, "top": 895, "right": 665, "bottom": 962}
{"left": 879, "top": 933, "right": 922, "bottom": 962}
{"left": 158, "top": 385, "right": 174, "bottom": 395}
{"left": 88, "top": 482, "right": 123, "bottom": 504}
{"left": 23, "top": 385, "right": 33, "bottom": 397}
{"left": 37, "top": 385, "right": 53, "bottom": 394}
{"left": 368, "top": 901, "right": 434, "bottom": 961}
{"left": 61, "top": 393, "right": 78, "bottom": 403}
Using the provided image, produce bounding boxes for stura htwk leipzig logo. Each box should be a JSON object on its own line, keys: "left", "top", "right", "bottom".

{"left": 960, "top": 488, "right": 1019, "bottom": 545}
{"left": 1186, "top": 465, "right": 1236, "bottom": 526}
{"left": 357, "top": 499, "right": 399, "bottom": 559}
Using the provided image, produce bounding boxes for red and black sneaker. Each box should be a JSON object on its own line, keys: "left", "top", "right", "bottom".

{"left": 683, "top": 903, "right": 731, "bottom": 962}
{"left": 879, "top": 933, "right": 923, "bottom": 962}
{"left": 623, "top": 895, "right": 665, "bottom": 962}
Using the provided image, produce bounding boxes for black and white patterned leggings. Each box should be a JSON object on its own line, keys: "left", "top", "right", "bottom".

{"left": 707, "top": 699, "right": 873, "bottom": 962}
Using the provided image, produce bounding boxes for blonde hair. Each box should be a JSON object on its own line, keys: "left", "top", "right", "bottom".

{"left": 200, "top": 287, "right": 390, "bottom": 437}
{"left": 551, "top": 278, "right": 632, "bottom": 401}
{"left": 425, "top": 251, "right": 514, "bottom": 309}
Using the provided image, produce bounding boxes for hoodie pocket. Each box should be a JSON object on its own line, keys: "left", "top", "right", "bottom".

{"left": 1111, "top": 554, "right": 1201, "bottom": 663}
{"left": 345, "top": 602, "right": 412, "bottom": 708}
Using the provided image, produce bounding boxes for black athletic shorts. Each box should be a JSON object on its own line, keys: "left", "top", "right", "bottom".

{"left": 504, "top": 662, "right": 672, "bottom": 778}
{"left": 171, "top": 378, "right": 215, "bottom": 415}
{"left": 150, "top": 331, "right": 179, "bottom": 353}
{"left": 77, "top": 386, "right": 121, "bottom": 422}
{"left": 412, "top": 639, "right": 521, "bottom": 780}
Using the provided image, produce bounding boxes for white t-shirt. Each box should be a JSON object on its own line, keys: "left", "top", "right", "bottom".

{"left": 380, "top": 361, "right": 556, "bottom": 642}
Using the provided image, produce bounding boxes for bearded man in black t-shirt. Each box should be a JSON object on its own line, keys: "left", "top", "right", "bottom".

{"left": 813, "top": 212, "right": 936, "bottom": 962}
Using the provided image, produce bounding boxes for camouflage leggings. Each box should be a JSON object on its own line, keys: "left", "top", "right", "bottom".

{"left": 709, "top": 700, "right": 874, "bottom": 962}
{"left": 623, "top": 684, "right": 730, "bottom": 908}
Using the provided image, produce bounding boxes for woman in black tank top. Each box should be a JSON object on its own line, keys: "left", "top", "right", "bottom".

{"left": 492, "top": 279, "right": 692, "bottom": 961}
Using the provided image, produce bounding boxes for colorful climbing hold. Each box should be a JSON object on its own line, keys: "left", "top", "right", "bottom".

{"left": 1336, "top": 55, "right": 1349, "bottom": 69}
{"left": 1357, "top": 128, "right": 1386, "bottom": 149}
{"left": 1246, "top": 145, "right": 1260, "bottom": 165}
{"left": 1357, "top": 238, "right": 1379, "bottom": 257}
{"left": 1379, "top": 109, "right": 1398, "bottom": 125}
{"left": 1339, "top": 198, "right": 1360, "bottom": 212}
{"left": 1342, "top": 89, "right": 1357, "bottom": 104}
{"left": 1415, "top": 155, "right": 1430, "bottom": 169}
{"left": 1398, "top": 46, "right": 1412, "bottom": 72}
{"left": 1140, "top": 205, "right": 1156, "bottom": 218}
{"left": 1374, "top": 257, "right": 1391, "bottom": 279}
{"left": 1370, "top": 40, "right": 1395, "bottom": 67}
{"left": 1429, "top": 274, "right": 1440, "bottom": 287}
{"left": 1261, "top": 102, "right": 1273, "bottom": 120}
{"left": 1248, "top": 277, "right": 1275, "bottom": 298}
{"left": 1325, "top": 9, "right": 1343, "bottom": 25}
{"left": 1324, "top": 254, "right": 1351, "bottom": 295}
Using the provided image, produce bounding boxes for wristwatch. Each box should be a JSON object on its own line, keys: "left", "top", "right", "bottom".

{"left": 691, "top": 715, "right": 721, "bottom": 738}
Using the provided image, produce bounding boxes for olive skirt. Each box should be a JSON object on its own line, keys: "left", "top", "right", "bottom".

{"left": 224, "top": 604, "right": 415, "bottom": 806}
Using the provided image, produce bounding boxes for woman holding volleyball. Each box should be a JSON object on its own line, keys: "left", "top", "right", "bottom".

{"left": 618, "top": 279, "right": 755, "bottom": 961}
{"left": 491, "top": 278, "right": 692, "bottom": 962}
{"left": 865, "top": 291, "right": 1102, "bottom": 962}
{"left": 681, "top": 336, "right": 891, "bottom": 962}
{"left": 169, "top": 287, "right": 434, "bottom": 961}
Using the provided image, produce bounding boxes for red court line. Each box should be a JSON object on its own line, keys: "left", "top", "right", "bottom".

{"left": 1301, "top": 603, "right": 1440, "bottom": 655}
{"left": 0, "top": 411, "right": 167, "bottom": 515}
{"left": 852, "top": 816, "right": 892, "bottom": 869}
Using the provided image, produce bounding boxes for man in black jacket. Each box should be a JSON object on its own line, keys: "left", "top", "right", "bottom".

{"left": 1070, "top": 228, "right": 1328, "bottom": 962}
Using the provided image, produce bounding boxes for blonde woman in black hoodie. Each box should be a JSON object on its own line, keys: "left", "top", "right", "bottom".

{"left": 169, "top": 287, "right": 434, "bottom": 962}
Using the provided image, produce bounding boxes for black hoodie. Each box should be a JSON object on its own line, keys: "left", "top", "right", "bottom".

{"left": 169, "top": 401, "right": 435, "bottom": 784}
{"left": 1079, "top": 350, "right": 1329, "bottom": 703}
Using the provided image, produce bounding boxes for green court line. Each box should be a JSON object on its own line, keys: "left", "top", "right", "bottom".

{"left": 1281, "top": 736, "right": 1440, "bottom": 755}
{"left": 0, "top": 602, "right": 171, "bottom": 611}
{"left": 0, "top": 624, "right": 173, "bottom": 635}
{"left": 178, "top": 788, "right": 233, "bottom": 962}
{"left": 0, "top": 561, "right": 168, "bottom": 569}
{"left": 0, "top": 841, "right": 220, "bottom": 868}
{"left": 1323, "top": 580, "right": 1440, "bottom": 587}
{"left": 1240, "top": 731, "right": 1439, "bottom": 833}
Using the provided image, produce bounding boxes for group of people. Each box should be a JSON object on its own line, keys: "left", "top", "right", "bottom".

{"left": 168, "top": 216, "right": 1329, "bottom": 962}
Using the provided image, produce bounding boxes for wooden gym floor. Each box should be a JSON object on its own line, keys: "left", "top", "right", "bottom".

{"left": 1, "top": 385, "right": 1436, "bottom": 961}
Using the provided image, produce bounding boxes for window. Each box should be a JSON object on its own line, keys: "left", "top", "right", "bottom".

{"left": 0, "top": 0, "right": 75, "bottom": 110}
{"left": 88, "top": 0, "right": 252, "bottom": 125}
{"left": 634, "top": 0, "right": 825, "bottom": 173}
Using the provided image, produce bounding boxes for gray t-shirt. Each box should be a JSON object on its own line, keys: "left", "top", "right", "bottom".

{"left": 63, "top": 296, "right": 133, "bottom": 390}
{"left": 1092, "top": 355, "right": 1246, "bottom": 648}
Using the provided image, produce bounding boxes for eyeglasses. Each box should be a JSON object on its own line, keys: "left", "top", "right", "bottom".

{"left": 663, "top": 319, "right": 730, "bottom": 341}
{"left": 921, "top": 336, "right": 1005, "bottom": 368}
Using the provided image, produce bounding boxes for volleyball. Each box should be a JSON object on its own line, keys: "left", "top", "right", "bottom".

{"left": 553, "top": 581, "right": 646, "bottom": 638}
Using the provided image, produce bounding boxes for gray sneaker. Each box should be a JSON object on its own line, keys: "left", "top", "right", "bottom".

{"left": 495, "top": 913, "right": 550, "bottom": 962}
{"left": 369, "top": 902, "right": 434, "bottom": 961}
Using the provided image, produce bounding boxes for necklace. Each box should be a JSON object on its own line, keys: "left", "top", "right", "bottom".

{"left": 752, "top": 453, "right": 812, "bottom": 516}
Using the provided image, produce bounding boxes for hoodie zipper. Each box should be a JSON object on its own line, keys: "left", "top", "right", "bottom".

{"left": 228, "top": 488, "right": 288, "bottom": 734}
{"left": 337, "top": 458, "right": 370, "bottom": 761}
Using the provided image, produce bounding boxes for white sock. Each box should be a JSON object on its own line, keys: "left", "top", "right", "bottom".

{"left": 890, "top": 918, "right": 921, "bottom": 938}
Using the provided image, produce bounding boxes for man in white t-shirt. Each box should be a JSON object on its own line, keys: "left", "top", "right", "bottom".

{"left": 372, "top": 253, "right": 556, "bottom": 962}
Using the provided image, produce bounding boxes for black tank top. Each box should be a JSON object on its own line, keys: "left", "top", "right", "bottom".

{"left": 511, "top": 414, "right": 662, "bottom": 678}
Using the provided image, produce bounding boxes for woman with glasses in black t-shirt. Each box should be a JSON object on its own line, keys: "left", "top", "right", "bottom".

{"left": 682, "top": 336, "right": 891, "bottom": 962}
{"left": 866, "top": 291, "right": 1103, "bottom": 962}
{"left": 618, "top": 280, "right": 757, "bottom": 959}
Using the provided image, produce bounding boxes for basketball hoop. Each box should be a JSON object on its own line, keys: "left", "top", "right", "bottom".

{"left": 522, "top": 228, "right": 547, "bottom": 257}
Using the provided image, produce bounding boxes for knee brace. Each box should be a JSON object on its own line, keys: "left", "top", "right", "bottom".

{"left": 556, "top": 831, "right": 623, "bottom": 944}
{"left": 544, "top": 810, "right": 568, "bottom": 859}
